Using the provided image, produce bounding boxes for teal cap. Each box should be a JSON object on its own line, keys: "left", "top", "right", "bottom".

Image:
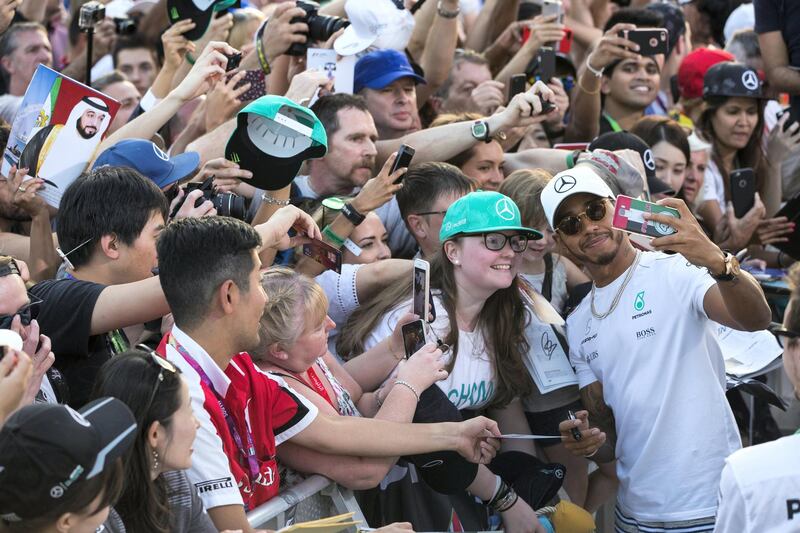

{"left": 439, "top": 191, "right": 542, "bottom": 242}
{"left": 225, "top": 95, "right": 327, "bottom": 191}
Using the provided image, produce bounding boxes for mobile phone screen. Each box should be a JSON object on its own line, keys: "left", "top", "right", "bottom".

{"left": 413, "top": 264, "right": 427, "bottom": 319}
{"left": 392, "top": 145, "right": 416, "bottom": 184}
{"left": 402, "top": 319, "right": 426, "bottom": 358}
{"left": 302, "top": 238, "right": 342, "bottom": 273}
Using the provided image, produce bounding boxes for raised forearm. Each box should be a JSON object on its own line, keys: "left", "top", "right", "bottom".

{"left": 27, "top": 213, "right": 59, "bottom": 282}
{"left": 417, "top": 0, "right": 460, "bottom": 104}
{"left": 714, "top": 272, "right": 772, "bottom": 331}
{"left": 495, "top": 43, "right": 538, "bottom": 89}
{"left": 376, "top": 122, "right": 478, "bottom": 166}
{"left": 466, "top": 0, "right": 521, "bottom": 52}
{"left": 407, "top": 0, "right": 438, "bottom": 60}
{"left": 564, "top": 70, "right": 601, "bottom": 142}
{"left": 503, "top": 148, "right": 571, "bottom": 175}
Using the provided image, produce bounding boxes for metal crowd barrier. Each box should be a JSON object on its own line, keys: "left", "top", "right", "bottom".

{"left": 247, "top": 475, "right": 367, "bottom": 531}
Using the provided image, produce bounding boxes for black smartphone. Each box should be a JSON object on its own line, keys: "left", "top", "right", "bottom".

{"left": 412, "top": 258, "right": 430, "bottom": 321}
{"left": 537, "top": 46, "right": 555, "bottom": 83}
{"left": 618, "top": 28, "right": 669, "bottom": 56}
{"left": 730, "top": 168, "right": 756, "bottom": 219}
{"left": 391, "top": 144, "right": 416, "bottom": 184}
{"left": 225, "top": 51, "right": 242, "bottom": 72}
{"left": 402, "top": 319, "right": 427, "bottom": 358}
{"left": 302, "top": 238, "right": 342, "bottom": 274}
{"left": 778, "top": 107, "right": 798, "bottom": 133}
{"left": 509, "top": 74, "right": 527, "bottom": 103}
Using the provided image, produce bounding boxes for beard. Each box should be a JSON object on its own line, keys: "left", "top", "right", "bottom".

{"left": 76, "top": 123, "right": 98, "bottom": 139}
{"left": 566, "top": 230, "right": 623, "bottom": 266}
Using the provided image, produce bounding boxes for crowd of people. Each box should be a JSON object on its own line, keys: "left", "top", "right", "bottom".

{"left": 0, "top": 0, "right": 799, "bottom": 532}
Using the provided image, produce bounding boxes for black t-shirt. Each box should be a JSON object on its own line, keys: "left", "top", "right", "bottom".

{"left": 755, "top": 0, "right": 800, "bottom": 116}
{"left": 30, "top": 279, "right": 128, "bottom": 408}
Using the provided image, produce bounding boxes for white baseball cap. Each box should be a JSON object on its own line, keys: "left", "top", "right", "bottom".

{"left": 541, "top": 165, "right": 615, "bottom": 229}
{"left": 688, "top": 131, "right": 712, "bottom": 153}
{"left": 334, "top": 0, "right": 415, "bottom": 56}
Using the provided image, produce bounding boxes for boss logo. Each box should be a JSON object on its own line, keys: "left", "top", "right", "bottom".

{"left": 636, "top": 327, "right": 656, "bottom": 340}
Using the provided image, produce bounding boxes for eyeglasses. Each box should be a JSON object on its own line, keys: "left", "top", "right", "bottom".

{"left": 555, "top": 199, "right": 608, "bottom": 236}
{"left": 0, "top": 293, "right": 43, "bottom": 329}
{"left": 481, "top": 232, "right": 529, "bottom": 253}
{"left": 416, "top": 210, "right": 448, "bottom": 217}
{"left": 139, "top": 345, "right": 179, "bottom": 414}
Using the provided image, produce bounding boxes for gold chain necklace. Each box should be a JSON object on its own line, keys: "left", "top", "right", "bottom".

{"left": 590, "top": 251, "right": 641, "bottom": 320}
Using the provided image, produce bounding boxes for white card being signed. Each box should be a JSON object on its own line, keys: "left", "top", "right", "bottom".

{"left": 522, "top": 318, "right": 578, "bottom": 394}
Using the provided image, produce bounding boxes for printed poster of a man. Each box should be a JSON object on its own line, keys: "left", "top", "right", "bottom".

{"left": 1, "top": 65, "right": 119, "bottom": 207}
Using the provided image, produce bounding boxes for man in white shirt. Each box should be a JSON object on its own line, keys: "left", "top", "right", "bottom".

{"left": 544, "top": 165, "right": 771, "bottom": 532}
{"left": 714, "top": 299, "right": 800, "bottom": 533}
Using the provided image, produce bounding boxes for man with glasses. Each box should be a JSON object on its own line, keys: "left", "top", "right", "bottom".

{"left": 0, "top": 255, "right": 57, "bottom": 405}
{"left": 543, "top": 164, "right": 771, "bottom": 531}
{"left": 396, "top": 162, "right": 475, "bottom": 259}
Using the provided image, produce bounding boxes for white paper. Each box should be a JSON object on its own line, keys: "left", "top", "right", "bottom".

{"left": 522, "top": 319, "right": 578, "bottom": 394}
{"left": 305, "top": 48, "right": 355, "bottom": 95}
{"left": 714, "top": 323, "right": 783, "bottom": 377}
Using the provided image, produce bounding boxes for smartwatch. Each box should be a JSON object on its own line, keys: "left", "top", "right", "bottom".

{"left": 471, "top": 120, "right": 491, "bottom": 143}
{"left": 341, "top": 202, "right": 366, "bottom": 226}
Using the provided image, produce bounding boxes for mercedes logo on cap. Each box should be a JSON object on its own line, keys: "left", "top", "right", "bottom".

{"left": 742, "top": 70, "right": 759, "bottom": 91}
{"left": 554, "top": 175, "right": 577, "bottom": 193}
{"left": 495, "top": 198, "right": 516, "bottom": 221}
{"left": 643, "top": 149, "right": 655, "bottom": 171}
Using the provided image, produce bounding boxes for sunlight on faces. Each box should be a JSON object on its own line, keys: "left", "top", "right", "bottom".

{"left": 156, "top": 379, "right": 199, "bottom": 473}
{"left": 238, "top": 250, "right": 268, "bottom": 354}
{"left": 460, "top": 141, "right": 505, "bottom": 191}
{"left": 711, "top": 97, "right": 759, "bottom": 151}
{"left": 77, "top": 110, "right": 106, "bottom": 139}
{"left": 5, "top": 29, "right": 52, "bottom": 88}
{"left": 324, "top": 108, "right": 378, "bottom": 188}
{"left": 362, "top": 77, "right": 417, "bottom": 134}
{"left": 603, "top": 57, "right": 661, "bottom": 109}
{"left": 524, "top": 224, "right": 555, "bottom": 262}
{"left": 117, "top": 47, "right": 158, "bottom": 96}
{"left": 343, "top": 212, "right": 390, "bottom": 264}
{"left": 555, "top": 194, "right": 623, "bottom": 266}
{"left": 115, "top": 211, "right": 164, "bottom": 284}
{"left": 652, "top": 140, "right": 687, "bottom": 193}
{"left": 446, "top": 231, "right": 525, "bottom": 294}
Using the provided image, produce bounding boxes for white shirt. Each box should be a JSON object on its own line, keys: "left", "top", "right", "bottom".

{"left": 715, "top": 433, "right": 800, "bottom": 533}
{"left": 366, "top": 294, "right": 497, "bottom": 410}
{"left": 316, "top": 263, "right": 363, "bottom": 358}
{"left": 568, "top": 251, "right": 741, "bottom": 522}
{"left": 702, "top": 159, "right": 726, "bottom": 214}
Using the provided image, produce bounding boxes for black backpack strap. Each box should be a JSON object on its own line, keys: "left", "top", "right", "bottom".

{"left": 542, "top": 253, "right": 554, "bottom": 302}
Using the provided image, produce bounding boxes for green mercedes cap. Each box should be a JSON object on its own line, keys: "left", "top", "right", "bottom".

{"left": 225, "top": 95, "right": 328, "bottom": 191}
{"left": 439, "top": 191, "right": 542, "bottom": 242}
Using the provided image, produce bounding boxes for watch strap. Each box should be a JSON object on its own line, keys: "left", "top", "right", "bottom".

{"left": 341, "top": 202, "right": 366, "bottom": 226}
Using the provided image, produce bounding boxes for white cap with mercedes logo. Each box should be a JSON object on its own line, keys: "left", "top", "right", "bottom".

{"left": 541, "top": 165, "right": 615, "bottom": 229}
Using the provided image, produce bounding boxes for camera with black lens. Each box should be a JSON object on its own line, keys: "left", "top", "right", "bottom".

{"left": 113, "top": 17, "right": 137, "bottom": 35}
{"left": 287, "top": 0, "right": 350, "bottom": 56}
{"left": 78, "top": 1, "right": 105, "bottom": 31}
{"left": 170, "top": 178, "right": 247, "bottom": 220}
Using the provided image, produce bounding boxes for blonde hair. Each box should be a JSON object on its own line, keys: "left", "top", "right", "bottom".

{"left": 499, "top": 169, "right": 553, "bottom": 230}
{"left": 258, "top": 266, "right": 328, "bottom": 353}
{"left": 229, "top": 8, "right": 266, "bottom": 50}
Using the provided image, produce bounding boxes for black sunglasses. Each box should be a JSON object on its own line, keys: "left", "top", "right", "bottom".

{"left": 416, "top": 210, "right": 448, "bottom": 217}
{"left": 138, "top": 345, "right": 179, "bottom": 414}
{"left": 482, "top": 232, "right": 529, "bottom": 253}
{"left": 0, "top": 293, "right": 43, "bottom": 330}
{"left": 769, "top": 325, "right": 800, "bottom": 349}
{"left": 555, "top": 199, "right": 608, "bottom": 236}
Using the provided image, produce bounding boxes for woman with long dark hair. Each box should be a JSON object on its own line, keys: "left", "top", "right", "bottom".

{"left": 695, "top": 62, "right": 796, "bottom": 251}
{"left": 92, "top": 350, "right": 215, "bottom": 533}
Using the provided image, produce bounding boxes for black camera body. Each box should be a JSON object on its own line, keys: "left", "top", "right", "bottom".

{"left": 172, "top": 178, "right": 247, "bottom": 220}
{"left": 78, "top": 1, "right": 105, "bottom": 31}
{"left": 113, "top": 17, "right": 137, "bottom": 35}
{"left": 287, "top": 0, "right": 350, "bottom": 56}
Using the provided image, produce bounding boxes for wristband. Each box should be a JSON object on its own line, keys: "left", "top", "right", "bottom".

{"left": 255, "top": 19, "right": 272, "bottom": 75}
{"left": 341, "top": 202, "right": 366, "bottom": 226}
{"left": 436, "top": 0, "right": 460, "bottom": 18}
{"left": 585, "top": 54, "right": 604, "bottom": 77}
{"left": 566, "top": 149, "right": 582, "bottom": 169}
{"left": 322, "top": 225, "right": 345, "bottom": 248}
{"left": 394, "top": 380, "right": 420, "bottom": 402}
{"left": 185, "top": 52, "right": 196, "bottom": 65}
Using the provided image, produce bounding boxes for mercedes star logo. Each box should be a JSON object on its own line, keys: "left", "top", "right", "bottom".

{"left": 643, "top": 149, "right": 655, "bottom": 171}
{"left": 554, "top": 175, "right": 577, "bottom": 193}
{"left": 495, "top": 198, "right": 516, "bottom": 221}
{"left": 742, "top": 70, "right": 759, "bottom": 91}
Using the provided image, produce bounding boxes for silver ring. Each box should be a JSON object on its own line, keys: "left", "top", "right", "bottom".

{"left": 17, "top": 186, "right": 26, "bottom": 192}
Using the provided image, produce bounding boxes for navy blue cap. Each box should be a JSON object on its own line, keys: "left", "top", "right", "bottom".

{"left": 93, "top": 139, "right": 200, "bottom": 189}
{"left": 354, "top": 49, "right": 426, "bottom": 93}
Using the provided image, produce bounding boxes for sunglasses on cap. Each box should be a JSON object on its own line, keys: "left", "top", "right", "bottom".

{"left": 481, "top": 232, "right": 529, "bottom": 253}
{"left": 555, "top": 199, "right": 609, "bottom": 236}
{"left": 0, "top": 293, "right": 43, "bottom": 330}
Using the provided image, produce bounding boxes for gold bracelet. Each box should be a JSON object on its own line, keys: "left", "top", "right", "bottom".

{"left": 577, "top": 75, "right": 601, "bottom": 95}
